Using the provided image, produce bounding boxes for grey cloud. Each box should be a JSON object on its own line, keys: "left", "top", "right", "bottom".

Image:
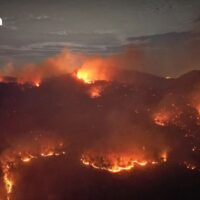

{"left": 194, "top": 16, "right": 200, "bottom": 22}
{"left": 28, "top": 14, "right": 51, "bottom": 20}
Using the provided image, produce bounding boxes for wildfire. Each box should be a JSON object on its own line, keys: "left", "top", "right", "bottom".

{"left": 77, "top": 70, "right": 92, "bottom": 84}
{"left": 3, "top": 169, "right": 13, "bottom": 200}
{"left": 0, "top": 136, "right": 66, "bottom": 200}
{"left": 153, "top": 106, "right": 181, "bottom": 127}
{"left": 80, "top": 150, "right": 168, "bottom": 173}
{"left": 81, "top": 155, "right": 148, "bottom": 173}
{"left": 4, "top": 174, "right": 13, "bottom": 195}
{"left": 17, "top": 79, "right": 41, "bottom": 87}
{"left": 75, "top": 56, "right": 114, "bottom": 84}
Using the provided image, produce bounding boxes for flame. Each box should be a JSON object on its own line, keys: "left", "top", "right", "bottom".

{"left": 4, "top": 174, "right": 13, "bottom": 194}
{"left": 88, "top": 85, "right": 103, "bottom": 98}
{"left": 77, "top": 70, "right": 92, "bottom": 84}
{"left": 21, "top": 157, "right": 32, "bottom": 163}
{"left": 76, "top": 65, "right": 112, "bottom": 84}
{"left": 160, "top": 151, "right": 168, "bottom": 162}
{"left": 0, "top": 47, "right": 140, "bottom": 86}
{"left": 0, "top": 136, "right": 66, "bottom": 200}
{"left": 33, "top": 80, "right": 41, "bottom": 87}
{"left": 80, "top": 150, "right": 168, "bottom": 173}
{"left": 165, "top": 76, "right": 172, "bottom": 79}
{"left": 81, "top": 146, "right": 169, "bottom": 173}
{"left": 76, "top": 56, "right": 116, "bottom": 84}
{"left": 153, "top": 106, "right": 181, "bottom": 127}
{"left": 183, "top": 161, "right": 197, "bottom": 170}
{"left": 3, "top": 169, "right": 13, "bottom": 200}
{"left": 81, "top": 155, "right": 148, "bottom": 173}
{"left": 0, "top": 50, "right": 83, "bottom": 86}
{"left": 16, "top": 78, "right": 41, "bottom": 87}
{"left": 196, "top": 105, "right": 200, "bottom": 115}
{"left": 40, "top": 150, "right": 65, "bottom": 157}
{"left": 153, "top": 111, "right": 171, "bottom": 126}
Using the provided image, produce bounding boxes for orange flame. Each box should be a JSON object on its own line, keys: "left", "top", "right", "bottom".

{"left": 76, "top": 60, "right": 112, "bottom": 84}
{"left": 77, "top": 70, "right": 93, "bottom": 84}
{"left": 81, "top": 150, "right": 167, "bottom": 173}
{"left": 3, "top": 168, "right": 13, "bottom": 200}
{"left": 88, "top": 85, "right": 104, "bottom": 98}
{"left": 33, "top": 80, "right": 41, "bottom": 87}
{"left": 0, "top": 47, "right": 140, "bottom": 86}
{"left": 160, "top": 151, "right": 168, "bottom": 162}
{"left": 153, "top": 106, "right": 181, "bottom": 127}
{"left": 153, "top": 111, "right": 171, "bottom": 126}
{"left": 0, "top": 136, "right": 66, "bottom": 200}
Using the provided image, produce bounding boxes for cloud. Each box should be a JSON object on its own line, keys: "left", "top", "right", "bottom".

{"left": 0, "top": 30, "right": 200, "bottom": 77}
{"left": 28, "top": 14, "right": 51, "bottom": 20}
{"left": 126, "top": 31, "right": 200, "bottom": 76}
{"left": 194, "top": 16, "right": 200, "bottom": 23}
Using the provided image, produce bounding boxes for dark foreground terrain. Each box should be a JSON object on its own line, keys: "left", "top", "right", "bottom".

{"left": 0, "top": 70, "right": 200, "bottom": 199}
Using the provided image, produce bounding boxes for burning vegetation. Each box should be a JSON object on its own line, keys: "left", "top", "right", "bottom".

{"left": 0, "top": 49, "right": 200, "bottom": 199}
{"left": 80, "top": 150, "right": 168, "bottom": 173}
{"left": 0, "top": 134, "right": 66, "bottom": 200}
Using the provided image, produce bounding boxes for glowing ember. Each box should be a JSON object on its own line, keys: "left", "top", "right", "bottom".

{"left": 33, "top": 80, "right": 41, "bottom": 87}
{"left": 153, "top": 106, "right": 181, "bottom": 127}
{"left": 189, "top": 98, "right": 200, "bottom": 124}
{"left": 16, "top": 79, "right": 41, "bottom": 87}
{"left": 88, "top": 85, "right": 103, "bottom": 98}
{"left": 153, "top": 111, "right": 171, "bottom": 126}
{"left": 160, "top": 151, "right": 168, "bottom": 162}
{"left": 21, "top": 157, "right": 31, "bottom": 163}
{"left": 165, "top": 76, "right": 172, "bottom": 79}
{"left": 195, "top": 104, "right": 200, "bottom": 115}
{"left": 183, "top": 161, "right": 197, "bottom": 170}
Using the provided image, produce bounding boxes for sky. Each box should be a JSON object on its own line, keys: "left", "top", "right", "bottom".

{"left": 0, "top": 0, "right": 200, "bottom": 76}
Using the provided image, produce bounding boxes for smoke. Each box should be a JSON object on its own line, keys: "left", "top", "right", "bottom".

{"left": 0, "top": 49, "right": 83, "bottom": 84}
{"left": 0, "top": 46, "right": 142, "bottom": 85}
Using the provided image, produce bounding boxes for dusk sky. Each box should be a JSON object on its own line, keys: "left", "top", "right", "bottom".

{"left": 0, "top": 0, "right": 200, "bottom": 76}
